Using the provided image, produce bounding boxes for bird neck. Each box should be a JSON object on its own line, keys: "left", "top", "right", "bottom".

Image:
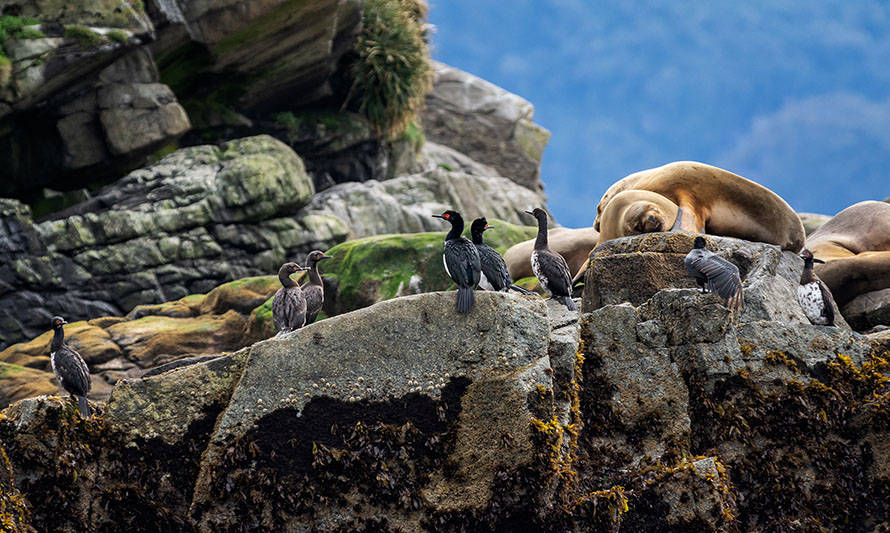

{"left": 51, "top": 327, "right": 64, "bottom": 353}
{"left": 800, "top": 261, "right": 815, "bottom": 284}
{"left": 446, "top": 219, "right": 464, "bottom": 241}
{"left": 470, "top": 228, "right": 484, "bottom": 245}
{"left": 307, "top": 264, "right": 323, "bottom": 286}
{"left": 534, "top": 218, "right": 548, "bottom": 250}
{"left": 279, "top": 269, "right": 297, "bottom": 288}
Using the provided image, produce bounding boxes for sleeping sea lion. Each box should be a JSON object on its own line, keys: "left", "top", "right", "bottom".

{"left": 504, "top": 226, "right": 600, "bottom": 281}
{"left": 806, "top": 200, "right": 890, "bottom": 307}
{"left": 571, "top": 161, "right": 806, "bottom": 284}
{"left": 596, "top": 190, "right": 680, "bottom": 245}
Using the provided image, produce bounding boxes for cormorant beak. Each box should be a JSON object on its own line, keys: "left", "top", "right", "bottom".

{"left": 320, "top": 255, "right": 333, "bottom": 260}
{"left": 299, "top": 266, "right": 312, "bottom": 271}
{"left": 484, "top": 224, "right": 494, "bottom": 231}
{"left": 432, "top": 214, "right": 445, "bottom": 219}
{"left": 524, "top": 210, "right": 534, "bottom": 216}
{"left": 813, "top": 258, "right": 825, "bottom": 264}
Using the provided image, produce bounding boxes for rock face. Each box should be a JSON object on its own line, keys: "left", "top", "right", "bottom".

{"left": 843, "top": 288, "right": 890, "bottom": 332}
{"left": 1, "top": 291, "right": 583, "bottom": 531}
{"left": 303, "top": 167, "right": 547, "bottom": 240}
{"left": 422, "top": 61, "right": 551, "bottom": 193}
{"left": 581, "top": 232, "right": 850, "bottom": 327}
{"left": 0, "top": 136, "right": 348, "bottom": 348}
{"left": 2, "top": 236, "right": 890, "bottom": 530}
{"left": 0, "top": 275, "right": 285, "bottom": 408}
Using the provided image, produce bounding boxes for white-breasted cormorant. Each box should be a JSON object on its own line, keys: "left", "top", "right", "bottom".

{"left": 273, "top": 262, "right": 311, "bottom": 335}
{"left": 684, "top": 236, "right": 744, "bottom": 311}
{"left": 302, "top": 250, "right": 333, "bottom": 325}
{"left": 525, "top": 208, "right": 577, "bottom": 310}
{"left": 49, "top": 316, "right": 91, "bottom": 418}
{"left": 470, "top": 217, "right": 533, "bottom": 294}
{"left": 433, "top": 210, "right": 481, "bottom": 314}
{"left": 798, "top": 249, "right": 836, "bottom": 326}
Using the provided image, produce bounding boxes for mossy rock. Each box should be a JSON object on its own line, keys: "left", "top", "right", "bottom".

{"left": 0, "top": 321, "right": 121, "bottom": 369}
{"left": 0, "top": 362, "right": 57, "bottom": 408}
{"left": 321, "top": 219, "right": 537, "bottom": 315}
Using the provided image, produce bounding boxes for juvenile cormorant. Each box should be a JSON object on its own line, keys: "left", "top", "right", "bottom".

{"left": 798, "top": 249, "right": 836, "bottom": 326}
{"left": 525, "top": 208, "right": 577, "bottom": 310}
{"left": 470, "top": 217, "right": 533, "bottom": 294}
{"left": 302, "top": 250, "right": 333, "bottom": 325}
{"left": 433, "top": 210, "right": 481, "bottom": 313}
{"left": 684, "top": 236, "right": 744, "bottom": 311}
{"left": 273, "top": 262, "right": 311, "bottom": 335}
{"left": 49, "top": 316, "right": 91, "bottom": 418}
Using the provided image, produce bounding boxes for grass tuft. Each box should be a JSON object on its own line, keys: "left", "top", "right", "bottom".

{"left": 347, "top": 0, "right": 432, "bottom": 138}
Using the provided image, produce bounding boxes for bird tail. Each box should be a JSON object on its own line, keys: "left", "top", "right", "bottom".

{"left": 77, "top": 395, "right": 91, "bottom": 419}
{"left": 559, "top": 295, "right": 577, "bottom": 311}
{"left": 456, "top": 286, "right": 475, "bottom": 314}
{"left": 728, "top": 288, "right": 745, "bottom": 312}
{"left": 508, "top": 284, "right": 535, "bottom": 295}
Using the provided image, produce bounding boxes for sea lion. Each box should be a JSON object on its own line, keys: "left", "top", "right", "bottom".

{"left": 596, "top": 189, "right": 680, "bottom": 245}
{"left": 594, "top": 162, "right": 805, "bottom": 251}
{"left": 570, "top": 161, "right": 806, "bottom": 284}
{"left": 504, "top": 226, "right": 600, "bottom": 281}
{"left": 806, "top": 200, "right": 890, "bottom": 307}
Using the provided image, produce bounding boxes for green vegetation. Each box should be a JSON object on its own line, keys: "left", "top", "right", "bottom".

{"left": 399, "top": 119, "right": 425, "bottom": 153}
{"left": 64, "top": 25, "right": 105, "bottom": 48}
{"left": 347, "top": 0, "right": 432, "bottom": 138}
{"left": 106, "top": 29, "right": 128, "bottom": 44}
{"left": 0, "top": 15, "right": 44, "bottom": 86}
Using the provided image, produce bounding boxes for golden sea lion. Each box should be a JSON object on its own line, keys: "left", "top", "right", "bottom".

{"left": 571, "top": 161, "right": 806, "bottom": 284}
{"left": 596, "top": 190, "right": 680, "bottom": 245}
{"left": 504, "top": 226, "right": 600, "bottom": 281}
{"left": 806, "top": 200, "right": 890, "bottom": 307}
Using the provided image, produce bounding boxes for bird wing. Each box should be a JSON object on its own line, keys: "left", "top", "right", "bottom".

{"left": 272, "top": 288, "right": 288, "bottom": 331}
{"left": 818, "top": 279, "right": 836, "bottom": 324}
{"left": 56, "top": 346, "right": 91, "bottom": 395}
{"left": 303, "top": 285, "right": 323, "bottom": 316}
{"left": 696, "top": 254, "right": 743, "bottom": 303}
{"left": 478, "top": 244, "right": 511, "bottom": 290}
{"left": 542, "top": 250, "right": 573, "bottom": 298}
{"left": 445, "top": 239, "right": 481, "bottom": 287}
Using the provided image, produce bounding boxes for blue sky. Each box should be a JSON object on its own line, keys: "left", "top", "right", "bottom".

{"left": 428, "top": 1, "right": 890, "bottom": 227}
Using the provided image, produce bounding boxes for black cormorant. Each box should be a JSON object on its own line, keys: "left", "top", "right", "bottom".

{"left": 525, "top": 208, "right": 576, "bottom": 311}
{"left": 302, "top": 250, "right": 333, "bottom": 325}
{"left": 49, "top": 316, "right": 91, "bottom": 418}
{"left": 684, "top": 236, "right": 744, "bottom": 311}
{"left": 470, "top": 217, "right": 533, "bottom": 294}
{"left": 433, "top": 210, "right": 481, "bottom": 314}
{"left": 798, "top": 249, "right": 836, "bottom": 326}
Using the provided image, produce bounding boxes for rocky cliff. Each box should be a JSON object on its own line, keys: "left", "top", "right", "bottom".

{"left": 1, "top": 234, "right": 889, "bottom": 531}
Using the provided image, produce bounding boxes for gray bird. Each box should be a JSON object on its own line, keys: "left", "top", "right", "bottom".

{"left": 798, "top": 249, "right": 835, "bottom": 326}
{"left": 273, "top": 262, "right": 311, "bottom": 335}
{"left": 526, "top": 208, "right": 576, "bottom": 311}
{"left": 49, "top": 316, "right": 91, "bottom": 418}
{"left": 684, "top": 236, "right": 744, "bottom": 311}
{"left": 302, "top": 250, "right": 333, "bottom": 325}
{"left": 470, "top": 217, "right": 534, "bottom": 294}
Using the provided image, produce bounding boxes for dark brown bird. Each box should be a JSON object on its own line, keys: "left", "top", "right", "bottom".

{"left": 471, "top": 217, "right": 534, "bottom": 294}
{"left": 302, "top": 250, "right": 333, "bottom": 325}
{"left": 798, "top": 249, "right": 836, "bottom": 326}
{"left": 273, "top": 262, "right": 311, "bottom": 335}
{"left": 49, "top": 316, "right": 91, "bottom": 418}
{"left": 684, "top": 236, "right": 744, "bottom": 311}
{"left": 525, "top": 208, "right": 576, "bottom": 310}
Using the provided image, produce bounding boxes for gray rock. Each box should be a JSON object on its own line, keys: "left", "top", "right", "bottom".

{"left": 422, "top": 61, "right": 550, "bottom": 192}
{"left": 582, "top": 232, "right": 822, "bottom": 325}
{"left": 303, "top": 167, "right": 548, "bottom": 239}
{"left": 190, "top": 291, "right": 577, "bottom": 529}
{"left": 842, "top": 288, "right": 890, "bottom": 331}
{"left": 0, "top": 136, "right": 345, "bottom": 349}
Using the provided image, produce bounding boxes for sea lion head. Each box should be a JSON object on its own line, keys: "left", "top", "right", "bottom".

{"left": 626, "top": 202, "right": 666, "bottom": 235}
